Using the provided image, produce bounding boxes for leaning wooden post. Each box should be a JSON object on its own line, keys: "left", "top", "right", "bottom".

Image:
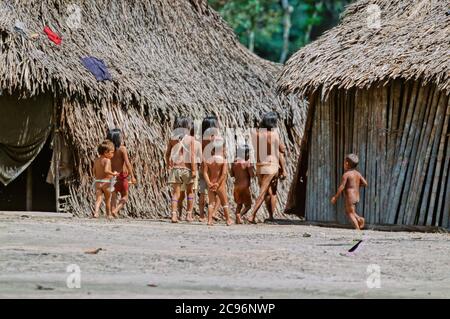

{"left": 26, "top": 166, "right": 32, "bottom": 211}
{"left": 53, "top": 102, "right": 60, "bottom": 213}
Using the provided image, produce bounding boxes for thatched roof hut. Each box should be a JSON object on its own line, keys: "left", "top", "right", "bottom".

{"left": 278, "top": 0, "right": 450, "bottom": 227}
{"left": 0, "top": 0, "right": 306, "bottom": 217}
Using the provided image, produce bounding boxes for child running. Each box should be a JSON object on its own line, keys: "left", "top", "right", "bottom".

{"left": 331, "top": 154, "right": 367, "bottom": 230}
{"left": 166, "top": 117, "right": 197, "bottom": 223}
{"left": 92, "top": 140, "right": 118, "bottom": 219}
{"left": 203, "top": 137, "right": 232, "bottom": 226}
{"left": 106, "top": 128, "right": 137, "bottom": 218}
{"left": 230, "top": 144, "right": 254, "bottom": 224}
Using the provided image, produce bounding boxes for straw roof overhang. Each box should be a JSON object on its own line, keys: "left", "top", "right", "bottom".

{"left": 0, "top": 0, "right": 283, "bottom": 114}
{"left": 277, "top": 0, "right": 450, "bottom": 98}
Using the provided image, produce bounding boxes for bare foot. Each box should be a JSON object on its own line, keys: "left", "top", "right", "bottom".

{"left": 92, "top": 212, "right": 99, "bottom": 219}
{"left": 226, "top": 219, "right": 233, "bottom": 226}
{"left": 358, "top": 217, "right": 365, "bottom": 229}
{"left": 112, "top": 210, "right": 119, "bottom": 218}
{"left": 236, "top": 214, "right": 242, "bottom": 224}
{"left": 171, "top": 212, "right": 178, "bottom": 223}
{"left": 186, "top": 213, "right": 194, "bottom": 222}
{"left": 107, "top": 214, "right": 113, "bottom": 221}
{"left": 280, "top": 171, "right": 287, "bottom": 180}
{"left": 207, "top": 222, "right": 214, "bottom": 226}
{"left": 246, "top": 216, "right": 256, "bottom": 224}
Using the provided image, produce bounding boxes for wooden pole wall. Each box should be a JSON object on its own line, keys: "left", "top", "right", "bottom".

{"left": 304, "top": 80, "right": 450, "bottom": 227}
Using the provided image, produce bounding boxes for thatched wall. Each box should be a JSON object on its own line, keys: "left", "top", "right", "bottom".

{"left": 289, "top": 80, "right": 450, "bottom": 227}
{"left": 0, "top": 0, "right": 307, "bottom": 217}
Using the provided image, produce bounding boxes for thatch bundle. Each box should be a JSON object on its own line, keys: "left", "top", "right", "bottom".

{"left": 278, "top": 0, "right": 450, "bottom": 98}
{"left": 0, "top": 0, "right": 306, "bottom": 217}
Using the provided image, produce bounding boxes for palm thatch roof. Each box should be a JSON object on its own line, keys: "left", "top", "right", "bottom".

{"left": 278, "top": 0, "right": 450, "bottom": 97}
{"left": 0, "top": 0, "right": 306, "bottom": 217}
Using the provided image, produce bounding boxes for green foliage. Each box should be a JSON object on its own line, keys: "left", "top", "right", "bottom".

{"left": 209, "top": 0, "right": 352, "bottom": 63}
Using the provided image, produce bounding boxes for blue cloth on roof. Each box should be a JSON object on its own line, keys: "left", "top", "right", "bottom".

{"left": 80, "top": 56, "right": 112, "bottom": 81}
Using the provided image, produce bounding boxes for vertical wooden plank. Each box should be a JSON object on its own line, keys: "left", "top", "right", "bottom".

{"left": 385, "top": 81, "right": 401, "bottom": 221}
{"left": 321, "top": 95, "right": 333, "bottom": 221}
{"left": 424, "top": 90, "right": 447, "bottom": 225}
{"left": 377, "top": 86, "right": 388, "bottom": 224}
{"left": 399, "top": 84, "right": 432, "bottom": 224}
{"left": 338, "top": 89, "right": 346, "bottom": 224}
{"left": 329, "top": 91, "right": 336, "bottom": 223}
{"left": 388, "top": 81, "right": 420, "bottom": 224}
{"left": 356, "top": 90, "right": 365, "bottom": 220}
{"left": 367, "top": 88, "right": 375, "bottom": 224}
{"left": 315, "top": 95, "right": 321, "bottom": 222}
{"left": 436, "top": 95, "right": 450, "bottom": 226}
{"left": 409, "top": 86, "right": 442, "bottom": 224}
{"left": 386, "top": 81, "right": 410, "bottom": 223}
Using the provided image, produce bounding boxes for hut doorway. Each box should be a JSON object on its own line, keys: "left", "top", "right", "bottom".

{"left": 0, "top": 91, "right": 62, "bottom": 212}
{"left": 0, "top": 138, "right": 57, "bottom": 211}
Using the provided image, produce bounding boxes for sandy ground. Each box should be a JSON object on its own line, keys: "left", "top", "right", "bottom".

{"left": 0, "top": 213, "right": 449, "bottom": 299}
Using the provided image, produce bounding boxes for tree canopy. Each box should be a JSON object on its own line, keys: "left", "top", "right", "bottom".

{"left": 209, "top": 0, "right": 352, "bottom": 63}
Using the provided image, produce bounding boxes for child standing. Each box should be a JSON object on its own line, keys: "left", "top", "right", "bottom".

{"left": 203, "top": 137, "right": 232, "bottom": 226}
{"left": 230, "top": 144, "right": 254, "bottom": 224}
{"left": 178, "top": 138, "right": 202, "bottom": 219}
{"left": 199, "top": 115, "right": 221, "bottom": 221}
{"left": 165, "top": 117, "right": 197, "bottom": 223}
{"left": 331, "top": 154, "right": 367, "bottom": 230}
{"left": 93, "top": 140, "right": 118, "bottom": 219}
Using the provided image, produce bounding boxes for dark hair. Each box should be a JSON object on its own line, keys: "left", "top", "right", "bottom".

{"left": 345, "top": 153, "right": 359, "bottom": 168}
{"left": 260, "top": 112, "right": 278, "bottom": 130}
{"left": 201, "top": 115, "right": 219, "bottom": 135}
{"left": 106, "top": 128, "right": 122, "bottom": 150}
{"left": 98, "top": 140, "right": 114, "bottom": 155}
{"left": 237, "top": 144, "right": 250, "bottom": 161}
{"left": 173, "top": 116, "right": 194, "bottom": 137}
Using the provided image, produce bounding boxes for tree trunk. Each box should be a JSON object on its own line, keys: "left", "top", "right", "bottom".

{"left": 248, "top": 29, "right": 255, "bottom": 53}
{"left": 279, "top": 0, "right": 292, "bottom": 63}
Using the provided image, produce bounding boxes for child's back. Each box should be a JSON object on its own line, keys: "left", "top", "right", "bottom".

{"left": 231, "top": 145, "right": 253, "bottom": 224}
{"left": 331, "top": 154, "right": 367, "bottom": 230}
{"left": 232, "top": 159, "right": 252, "bottom": 189}
{"left": 94, "top": 157, "right": 112, "bottom": 180}
{"left": 206, "top": 154, "right": 226, "bottom": 183}
{"left": 343, "top": 169, "right": 366, "bottom": 206}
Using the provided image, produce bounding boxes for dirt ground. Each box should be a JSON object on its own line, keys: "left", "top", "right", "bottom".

{"left": 0, "top": 213, "right": 449, "bottom": 298}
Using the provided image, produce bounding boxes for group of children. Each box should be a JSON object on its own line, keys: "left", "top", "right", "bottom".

{"left": 92, "top": 115, "right": 368, "bottom": 230}
{"left": 165, "top": 112, "right": 288, "bottom": 226}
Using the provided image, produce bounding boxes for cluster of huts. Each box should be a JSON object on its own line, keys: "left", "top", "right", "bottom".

{"left": 1, "top": 0, "right": 448, "bottom": 228}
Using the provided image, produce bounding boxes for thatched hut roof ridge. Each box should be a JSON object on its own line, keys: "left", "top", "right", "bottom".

{"left": 277, "top": 0, "right": 450, "bottom": 97}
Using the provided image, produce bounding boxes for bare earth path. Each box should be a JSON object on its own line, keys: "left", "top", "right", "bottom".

{"left": 0, "top": 214, "right": 449, "bottom": 298}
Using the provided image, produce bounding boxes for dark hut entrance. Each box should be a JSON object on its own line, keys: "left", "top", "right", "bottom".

{"left": 0, "top": 91, "right": 62, "bottom": 212}
{"left": 291, "top": 80, "right": 450, "bottom": 227}
{"left": 0, "top": 138, "right": 56, "bottom": 211}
